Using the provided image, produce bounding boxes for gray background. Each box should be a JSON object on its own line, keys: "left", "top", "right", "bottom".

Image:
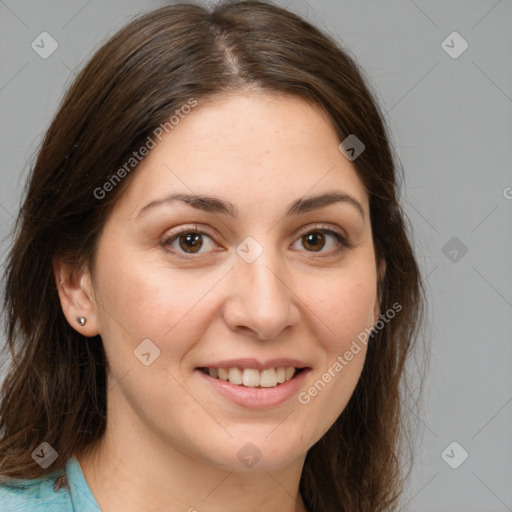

{"left": 1, "top": 1, "right": 511, "bottom": 510}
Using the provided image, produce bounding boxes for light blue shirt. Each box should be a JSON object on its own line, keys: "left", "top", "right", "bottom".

{"left": 0, "top": 455, "right": 101, "bottom": 511}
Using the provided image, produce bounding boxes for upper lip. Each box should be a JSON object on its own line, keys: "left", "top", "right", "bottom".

{"left": 197, "top": 358, "right": 310, "bottom": 370}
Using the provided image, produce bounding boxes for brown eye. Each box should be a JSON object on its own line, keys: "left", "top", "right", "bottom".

{"left": 163, "top": 230, "right": 216, "bottom": 255}
{"left": 178, "top": 232, "right": 203, "bottom": 253}
{"left": 291, "top": 227, "right": 351, "bottom": 255}
{"left": 301, "top": 232, "right": 326, "bottom": 252}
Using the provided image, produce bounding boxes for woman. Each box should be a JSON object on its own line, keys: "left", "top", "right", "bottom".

{"left": 0, "top": 1, "right": 425, "bottom": 510}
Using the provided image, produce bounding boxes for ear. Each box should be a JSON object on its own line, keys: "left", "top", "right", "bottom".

{"left": 52, "top": 258, "right": 100, "bottom": 337}
{"left": 373, "top": 258, "right": 387, "bottom": 324}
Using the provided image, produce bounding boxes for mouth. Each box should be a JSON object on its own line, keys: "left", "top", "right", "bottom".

{"left": 197, "top": 366, "right": 306, "bottom": 388}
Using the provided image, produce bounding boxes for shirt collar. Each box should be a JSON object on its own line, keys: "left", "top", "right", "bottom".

{"left": 66, "top": 455, "right": 102, "bottom": 511}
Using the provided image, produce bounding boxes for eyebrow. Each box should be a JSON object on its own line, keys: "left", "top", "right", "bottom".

{"left": 136, "top": 190, "right": 365, "bottom": 220}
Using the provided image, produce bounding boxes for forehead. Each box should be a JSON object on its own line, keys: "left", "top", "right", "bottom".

{"left": 115, "top": 92, "right": 369, "bottom": 217}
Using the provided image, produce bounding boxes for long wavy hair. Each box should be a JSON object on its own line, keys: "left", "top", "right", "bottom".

{"left": 0, "top": 1, "right": 426, "bottom": 510}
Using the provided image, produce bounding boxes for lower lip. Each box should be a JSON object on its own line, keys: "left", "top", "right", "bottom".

{"left": 196, "top": 369, "right": 310, "bottom": 409}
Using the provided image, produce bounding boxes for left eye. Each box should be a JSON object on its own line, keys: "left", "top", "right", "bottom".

{"left": 291, "top": 229, "right": 347, "bottom": 253}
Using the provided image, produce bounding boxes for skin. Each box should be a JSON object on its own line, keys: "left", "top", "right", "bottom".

{"left": 54, "top": 91, "right": 384, "bottom": 512}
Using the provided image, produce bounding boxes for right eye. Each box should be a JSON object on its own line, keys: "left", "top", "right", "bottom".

{"left": 162, "top": 229, "right": 217, "bottom": 256}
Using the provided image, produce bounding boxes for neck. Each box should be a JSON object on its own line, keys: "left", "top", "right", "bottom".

{"left": 75, "top": 402, "right": 309, "bottom": 512}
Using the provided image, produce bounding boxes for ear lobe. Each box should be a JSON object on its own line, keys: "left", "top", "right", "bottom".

{"left": 52, "top": 258, "right": 99, "bottom": 337}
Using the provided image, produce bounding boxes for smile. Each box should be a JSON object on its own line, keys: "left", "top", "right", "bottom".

{"left": 198, "top": 366, "right": 303, "bottom": 388}
{"left": 196, "top": 365, "right": 310, "bottom": 409}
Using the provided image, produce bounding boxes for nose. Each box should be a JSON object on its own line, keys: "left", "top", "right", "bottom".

{"left": 222, "top": 247, "right": 299, "bottom": 340}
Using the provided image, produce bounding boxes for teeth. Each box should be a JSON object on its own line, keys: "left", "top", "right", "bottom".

{"left": 228, "top": 367, "right": 243, "bottom": 385}
{"left": 285, "top": 367, "right": 295, "bottom": 380}
{"left": 243, "top": 369, "right": 259, "bottom": 387}
{"left": 205, "top": 366, "right": 298, "bottom": 388}
{"left": 259, "top": 368, "right": 277, "bottom": 388}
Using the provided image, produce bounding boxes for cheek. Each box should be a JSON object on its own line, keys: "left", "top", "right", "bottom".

{"left": 304, "top": 261, "right": 378, "bottom": 352}
{"left": 293, "top": 260, "right": 376, "bottom": 424}
{"left": 93, "top": 245, "right": 229, "bottom": 363}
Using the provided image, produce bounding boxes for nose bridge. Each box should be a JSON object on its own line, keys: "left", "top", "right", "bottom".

{"left": 225, "top": 237, "right": 296, "bottom": 339}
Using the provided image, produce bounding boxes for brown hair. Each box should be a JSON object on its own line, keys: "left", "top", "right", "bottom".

{"left": 0, "top": 1, "right": 426, "bottom": 510}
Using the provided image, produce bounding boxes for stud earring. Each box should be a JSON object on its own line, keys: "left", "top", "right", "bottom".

{"left": 76, "top": 316, "right": 87, "bottom": 326}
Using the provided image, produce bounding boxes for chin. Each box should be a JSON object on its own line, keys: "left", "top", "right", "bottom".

{"left": 194, "top": 431, "right": 310, "bottom": 472}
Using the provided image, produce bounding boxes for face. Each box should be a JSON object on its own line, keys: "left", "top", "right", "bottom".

{"left": 81, "top": 92, "right": 381, "bottom": 471}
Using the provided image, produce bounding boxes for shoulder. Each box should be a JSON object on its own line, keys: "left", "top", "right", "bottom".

{"left": 0, "top": 471, "right": 73, "bottom": 512}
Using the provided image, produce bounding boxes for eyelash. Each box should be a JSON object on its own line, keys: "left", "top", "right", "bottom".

{"left": 161, "top": 223, "right": 353, "bottom": 259}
